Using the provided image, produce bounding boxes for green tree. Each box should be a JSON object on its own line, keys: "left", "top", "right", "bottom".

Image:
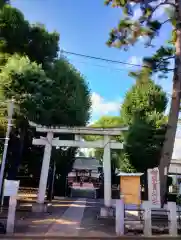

{"left": 84, "top": 116, "right": 130, "bottom": 174}
{"left": 0, "top": 4, "right": 91, "bottom": 197}
{"left": 0, "top": 5, "right": 59, "bottom": 68}
{"left": 0, "top": 0, "right": 9, "bottom": 8}
{"left": 121, "top": 69, "right": 167, "bottom": 197}
{"left": 0, "top": 54, "right": 91, "bottom": 196}
{"left": 0, "top": 5, "right": 59, "bottom": 174}
{"left": 121, "top": 69, "right": 168, "bottom": 125}
{"left": 0, "top": 4, "right": 58, "bottom": 182}
{"left": 105, "top": 0, "right": 180, "bottom": 204}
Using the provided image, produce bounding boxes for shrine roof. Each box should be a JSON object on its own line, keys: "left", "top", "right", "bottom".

{"left": 117, "top": 172, "right": 143, "bottom": 176}
{"left": 73, "top": 157, "right": 102, "bottom": 170}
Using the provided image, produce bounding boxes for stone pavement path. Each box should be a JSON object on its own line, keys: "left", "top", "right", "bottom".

{"left": 15, "top": 198, "right": 75, "bottom": 234}
{"left": 13, "top": 198, "right": 116, "bottom": 237}
{"left": 45, "top": 198, "right": 86, "bottom": 236}
{"left": 8, "top": 197, "right": 180, "bottom": 237}
{"left": 79, "top": 198, "right": 116, "bottom": 237}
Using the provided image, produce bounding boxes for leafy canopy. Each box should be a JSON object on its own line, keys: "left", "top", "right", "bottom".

{"left": 0, "top": 5, "right": 59, "bottom": 69}
{"left": 105, "top": 0, "right": 175, "bottom": 47}
{"left": 105, "top": 0, "right": 176, "bottom": 77}
{"left": 0, "top": 54, "right": 92, "bottom": 126}
{"left": 0, "top": 3, "right": 92, "bottom": 185}
{"left": 121, "top": 69, "right": 168, "bottom": 172}
{"left": 121, "top": 69, "right": 168, "bottom": 125}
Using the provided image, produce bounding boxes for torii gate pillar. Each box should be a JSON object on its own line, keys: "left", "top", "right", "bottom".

{"left": 32, "top": 132, "right": 53, "bottom": 212}
{"left": 103, "top": 135, "right": 111, "bottom": 207}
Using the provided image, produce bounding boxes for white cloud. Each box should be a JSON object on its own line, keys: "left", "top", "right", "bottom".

{"left": 133, "top": 7, "right": 142, "bottom": 20}
{"left": 127, "top": 56, "right": 142, "bottom": 69}
{"left": 91, "top": 92, "right": 121, "bottom": 117}
{"left": 129, "top": 56, "right": 142, "bottom": 65}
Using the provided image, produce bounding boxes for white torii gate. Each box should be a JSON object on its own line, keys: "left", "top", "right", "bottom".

{"left": 29, "top": 121, "right": 127, "bottom": 212}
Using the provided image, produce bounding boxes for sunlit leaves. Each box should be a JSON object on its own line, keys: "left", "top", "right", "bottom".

{"left": 0, "top": 5, "right": 59, "bottom": 69}
{"left": 121, "top": 68, "right": 168, "bottom": 124}
{"left": 121, "top": 71, "right": 168, "bottom": 171}
{"left": 105, "top": 0, "right": 174, "bottom": 50}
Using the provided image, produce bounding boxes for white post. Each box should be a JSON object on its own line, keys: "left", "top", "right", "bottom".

{"left": 37, "top": 132, "right": 53, "bottom": 204}
{"left": 115, "top": 199, "right": 124, "bottom": 236}
{"left": 179, "top": 181, "right": 181, "bottom": 195}
{"left": 6, "top": 196, "right": 17, "bottom": 233}
{"left": 0, "top": 100, "right": 14, "bottom": 197}
{"left": 103, "top": 135, "right": 111, "bottom": 207}
{"left": 143, "top": 201, "right": 152, "bottom": 237}
{"left": 168, "top": 202, "right": 178, "bottom": 236}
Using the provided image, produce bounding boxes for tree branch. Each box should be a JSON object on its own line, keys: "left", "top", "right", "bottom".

{"left": 156, "top": 56, "right": 174, "bottom": 68}
{"left": 148, "top": 1, "right": 176, "bottom": 22}
{"left": 161, "top": 19, "right": 171, "bottom": 25}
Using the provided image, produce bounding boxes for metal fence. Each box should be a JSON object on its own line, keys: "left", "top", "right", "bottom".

{"left": 122, "top": 207, "right": 181, "bottom": 235}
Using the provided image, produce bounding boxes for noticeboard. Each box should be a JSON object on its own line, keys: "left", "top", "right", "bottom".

{"left": 3, "top": 179, "right": 20, "bottom": 197}
{"left": 120, "top": 175, "right": 141, "bottom": 205}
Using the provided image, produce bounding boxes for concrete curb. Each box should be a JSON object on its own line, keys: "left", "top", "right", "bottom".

{"left": 0, "top": 234, "right": 180, "bottom": 239}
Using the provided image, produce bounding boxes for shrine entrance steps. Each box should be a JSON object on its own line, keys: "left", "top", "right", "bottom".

{"left": 71, "top": 188, "right": 96, "bottom": 199}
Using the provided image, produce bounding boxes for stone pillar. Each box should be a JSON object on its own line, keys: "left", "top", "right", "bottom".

{"left": 115, "top": 199, "right": 124, "bottom": 236}
{"left": 143, "top": 201, "right": 152, "bottom": 237}
{"left": 147, "top": 167, "right": 161, "bottom": 208}
{"left": 103, "top": 135, "right": 111, "bottom": 207}
{"left": 37, "top": 132, "right": 53, "bottom": 204}
{"left": 168, "top": 202, "right": 178, "bottom": 236}
{"left": 179, "top": 181, "right": 181, "bottom": 195}
{"left": 6, "top": 196, "right": 17, "bottom": 234}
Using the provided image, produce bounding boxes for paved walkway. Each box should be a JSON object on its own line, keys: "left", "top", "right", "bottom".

{"left": 13, "top": 198, "right": 116, "bottom": 237}
{"left": 3, "top": 197, "right": 181, "bottom": 237}
{"left": 45, "top": 198, "right": 86, "bottom": 236}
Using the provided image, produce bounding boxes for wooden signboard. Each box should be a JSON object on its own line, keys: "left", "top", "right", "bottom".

{"left": 118, "top": 172, "right": 143, "bottom": 205}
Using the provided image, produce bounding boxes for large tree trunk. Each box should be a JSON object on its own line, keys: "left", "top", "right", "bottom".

{"left": 159, "top": 75, "right": 180, "bottom": 206}
{"left": 159, "top": 2, "right": 181, "bottom": 207}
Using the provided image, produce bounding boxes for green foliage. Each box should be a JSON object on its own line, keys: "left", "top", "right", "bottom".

{"left": 105, "top": 0, "right": 174, "bottom": 49}
{"left": 121, "top": 70, "right": 168, "bottom": 125}
{"left": 45, "top": 58, "right": 91, "bottom": 126}
{"left": 0, "top": 5, "right": 59, "bottom": 68}
{"left": 85, "top": 115, "right": 124, "bottom": 141}
{"left": 0, "top": 4, "right": 91, "bottom": 188}
{"left": 0, "top": 53, "right": 91, "bottom": 176}
{"left": 121, "top": 70, "right": 168, "bottom": 172}
{"left": 105, "top": 0, "right": 178, "bottom": 204}
{"left": 0, "top": 0, "right": 9, "bottom": 8}
{"left": 143, "top": 46, "right": 175, "bottom": 77}
{"left": 0, "top": 54, "right": 46, "bottom": 106}
{"left": 26, "top": 23, "right": 59, "bottom": 69}
{"left": 119, "top": 153, "right": 136, "bottom": 173}
{"left": 124, "top": 118, "right": 167, "bottom": 172}
{"left": 91, "top": 115, "right": 123, "bottom": 127}
{"left": 105, "top": 0, "right": 175, "bottom": 76}
{"left": 0, "top": 55, "right": 91, "bottom": 126}
{"left": 84, "top": 115, "right": 134, "bottom": 172}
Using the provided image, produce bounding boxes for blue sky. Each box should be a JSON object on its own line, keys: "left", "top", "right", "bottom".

{"left": 11, "top": 0, "right": 181, "bottom": 158}
{"left": 11, "top": 0, "right": 173, "bottom": 120}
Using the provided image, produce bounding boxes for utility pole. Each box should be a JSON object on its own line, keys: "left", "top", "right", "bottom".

{"left": 0, "top": 100, "right": 14, "bottom": 198}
